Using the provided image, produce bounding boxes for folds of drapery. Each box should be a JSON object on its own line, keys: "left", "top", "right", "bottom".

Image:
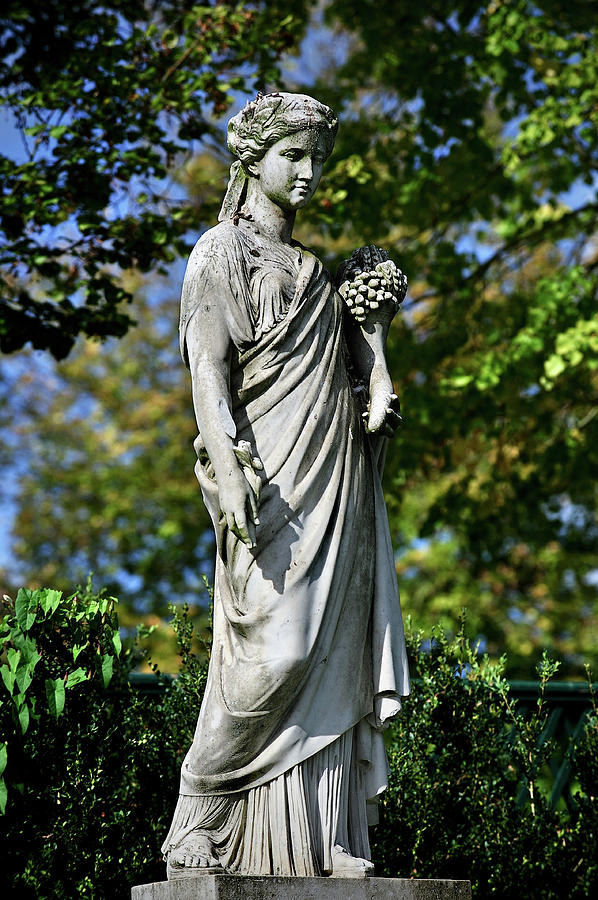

{"left": 161, "top": 729, "right": 373, "bottom": 875}
{"left": 176, "top": 221, "right": 409, "bottom": 809}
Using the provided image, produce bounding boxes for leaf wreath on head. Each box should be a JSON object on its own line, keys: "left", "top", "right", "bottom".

{"left": 239, "top": 94, "right": 283, "bottom": 136}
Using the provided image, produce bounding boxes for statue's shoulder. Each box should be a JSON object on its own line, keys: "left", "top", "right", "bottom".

{"left": 188, "top": 222, "right": 248, "bottom": 262}
{"left": 183, "top": 224, "right": 248, "bottom": 298}
{"left": 182, "top": 222, "right": 253, "bottom": 315}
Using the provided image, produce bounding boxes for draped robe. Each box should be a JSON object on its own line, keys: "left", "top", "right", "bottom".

{"left": 164, "top": 219, "right": 409, "bottom": 874}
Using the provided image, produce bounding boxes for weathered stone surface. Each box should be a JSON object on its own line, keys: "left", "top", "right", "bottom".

{"left": 132, "top": 875, "right": 472, "bottom": 900}
{"left": 162, "top": 91, "right": 411, "bottom": 878}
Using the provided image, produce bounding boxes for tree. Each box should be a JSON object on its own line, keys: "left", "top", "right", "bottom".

{"left": 290, "top": 0, "right": 598, "bottom": 675}
{"left": 0, "top": 0, "right": 310, "bottom": 358}
{"left": 2, "top": 1, "right": 598, "bottom": 675}
{"left": 1, "top": 280, "right": 217, "bottom": 662}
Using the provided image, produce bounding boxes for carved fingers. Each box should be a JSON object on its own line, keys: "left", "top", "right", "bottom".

{"left": 364, "top": 392, "right": 402, "bottom": 436}
{"left": 382, "top": 393, "right": 403, "bottom": 436}
{"left": 224, "top": 487, "right": 258, "bottom": 549}
{"left": 221, "top": 442, "right": 263, "bottom": 549}
{"left": 227, "top": 506, "right": 256, "bottom": 550}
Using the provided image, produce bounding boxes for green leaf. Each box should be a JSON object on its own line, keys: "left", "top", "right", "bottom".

{"left": 101, "top": 654, "right": 114, "bottom": 688}
{"left": 0, "top": 777, "right": 7, "bottom": 815}
{"left": 17, "top": 702, "right": 30, "bottom": 735}
{"left": 15, "top": 664, "right": 33, "bottom": 696}
{"left": 7, "top": 647, "right": 20, "bottom": 673}
{"left": 0, "top": 743, "right": 7, "bottom": 778}
{"left": 65, "top": 667, "right": 87, "bottom": 689}
{"left": 38, "top": 588, "right": 62, "bottom": 617}
{"left": 451, "top": 374, "right": 473, "bottom": 388}
{"left": 45, "top": 678, "right": 66, "bottom": 718}
{"left": 162, "top": 28, "right": 179, "bottom": 49}
{"left": 15, "top": 588, "right": 37, "bottom": 631}
{"left": 0, "top": 666, "right": 15, "bottom": 696}
{"left": 72, "top": 642, "right": 87, "bottom": 662}
{"left": 15, "top": 639, "right": 40, "bottom": 668}
{"left": 112, "top": 632, "right": 122, "bottom": 657}
{"left": 24, "top": 123, "right": 46, "bottom": 137}
{"left": 544, "top": 354, "right": 566, "bottom": 379}
{"left": 49, "top": 125, "right": 69, "bottom": 139}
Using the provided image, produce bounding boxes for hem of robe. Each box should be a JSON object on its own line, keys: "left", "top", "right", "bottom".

{"left": 162, "top": 728, "right": 374, "bottom": 877}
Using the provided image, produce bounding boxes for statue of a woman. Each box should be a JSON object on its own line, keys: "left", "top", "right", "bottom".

{"left": 162, "top": 92, "right": 410, "bottom": 880}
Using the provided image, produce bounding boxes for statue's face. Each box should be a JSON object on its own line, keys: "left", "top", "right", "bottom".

{"left": 251, "top": 129, "right": 329, "bottom": 211}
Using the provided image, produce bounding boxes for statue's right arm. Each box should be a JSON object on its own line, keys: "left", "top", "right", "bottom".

{"left": 185, "top": 301, "right": 258, "bottom": 549}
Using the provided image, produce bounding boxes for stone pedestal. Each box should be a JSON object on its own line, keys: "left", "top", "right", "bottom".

{"left": 131, "top": 875, "right": 471, "bottom": 900}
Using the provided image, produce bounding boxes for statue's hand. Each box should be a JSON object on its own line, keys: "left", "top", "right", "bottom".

{"left": 365, "top": 364, "right": 402, "bottom": 436}
{"left": 365, "top": 392, "right": 402, "bottom": 437}
{"left": 218, "top": 465, "right": 260, "bottom": 549}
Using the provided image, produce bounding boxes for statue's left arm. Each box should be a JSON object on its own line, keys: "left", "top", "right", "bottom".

{"left": 336, "top": 247, "right": 407, "bottom": 436}
{"left": 343, "top": 313, "right": 402, "bottom": 437}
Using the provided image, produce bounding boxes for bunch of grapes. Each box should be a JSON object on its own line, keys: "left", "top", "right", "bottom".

{"left": 336, "top": 245, "right": 407, "bottom": 324}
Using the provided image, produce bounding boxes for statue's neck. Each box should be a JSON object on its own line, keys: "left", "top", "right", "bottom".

{"left": 243, "top": 181, "right": 296, "bottom": 244}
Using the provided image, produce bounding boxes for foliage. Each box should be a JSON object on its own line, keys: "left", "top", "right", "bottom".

{"left": 0, "top": 585, "right": 208, "bottom": 899}
{"left": 0, "top": 0, "right": 310, "bottom": 358}
{"left": 2, "top": 592, "right": 597, "bottom": 897}
{"left": 1, "top": 285, "right": 214, "bottom": 654}
{"left": 373, "top": 618, "right": 598, "bottom": 898}
{"left": 0, "top": 582, "right": 123, "bottom": 816}
{"left": 290, "top": 0, "right": 598, "bottom": 676}
{"left": 1, "top": 1, "right": 598, "bottom": 675}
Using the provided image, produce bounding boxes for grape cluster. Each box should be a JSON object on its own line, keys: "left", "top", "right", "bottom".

{"left": 336, "top": 245, "right": 408, "bottom": 324}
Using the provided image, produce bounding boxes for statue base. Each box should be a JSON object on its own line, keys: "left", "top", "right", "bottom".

{"left": 131, "top": 875, "right": 472, "bottom": 900}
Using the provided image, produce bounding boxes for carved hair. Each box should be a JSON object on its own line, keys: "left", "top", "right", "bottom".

{"left": 219, "top": 92, "right": 338, "bottom": 222}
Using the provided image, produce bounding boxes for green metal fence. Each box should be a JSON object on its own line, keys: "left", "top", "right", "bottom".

{"left": 509, "top": 681, "right": 596, "bottom": 810}
{"left": 129, "top": 675, "right": 596, "bottom": 810}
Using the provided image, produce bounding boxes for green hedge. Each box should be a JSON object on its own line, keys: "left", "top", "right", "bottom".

{"left": 374, "top": 622, "right": 598, "bottom": 898}
{"left": 1, "top": 589, "right": 597, "bottom": 898}
{"left": 0, "top": 585, "right": 206, "bottom": 898}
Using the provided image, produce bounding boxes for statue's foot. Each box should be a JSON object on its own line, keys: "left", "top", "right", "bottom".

{"left": 166, "top": 832, "right": 223, "bottom": 880}
{"left": 330, "top": 844, "right": 374, "bottom": 878}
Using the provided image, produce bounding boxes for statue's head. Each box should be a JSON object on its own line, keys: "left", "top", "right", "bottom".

{"left": 227, "top": 92, "right": 338, "bottom": 169}
{"left": 219, "top": 92, "right": 338, "bottom": 221}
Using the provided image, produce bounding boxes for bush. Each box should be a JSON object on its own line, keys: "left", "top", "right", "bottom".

{"left": 2, "top": 591, "right": 597, "bottom": 898}
{"left": 372, "top": 616, "right": 598, "bottom": 898}
{"left": 0, "top": 584, "right": 206, "bottom": 899}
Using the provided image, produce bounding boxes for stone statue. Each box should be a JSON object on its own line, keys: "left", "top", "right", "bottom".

{"left": 161, "top": 92, "right": 410, "bottom": 881}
